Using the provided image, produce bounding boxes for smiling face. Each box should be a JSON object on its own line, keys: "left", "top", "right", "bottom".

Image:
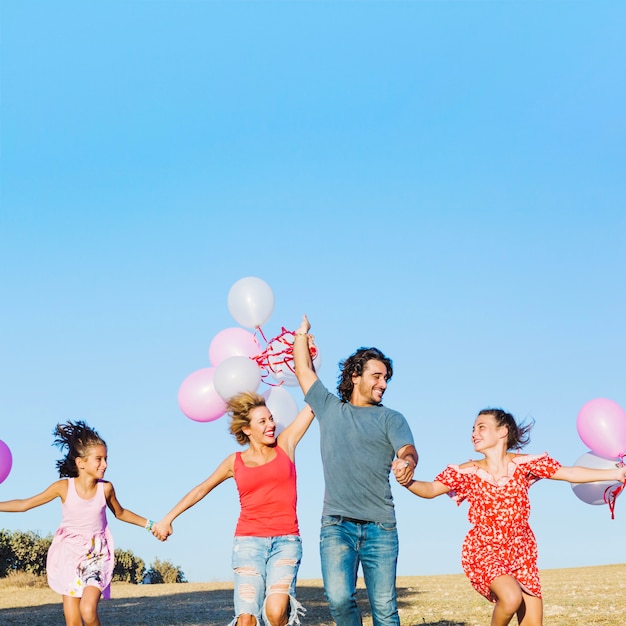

{"left": 242, "top": 405, "right": 277, "bottom": 446}
{"left": 471, "top": 413, "right": 508, "bottom": 453}
{"left": 76, "top": 444, "right": 108, "bottom": 480}
{"left": 351, "top": 359, "right": 389, "bottom": 406}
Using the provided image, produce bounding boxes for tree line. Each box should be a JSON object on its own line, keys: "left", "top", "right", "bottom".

{"left": 0, "top": 529, "right": 186, "bottom": 584}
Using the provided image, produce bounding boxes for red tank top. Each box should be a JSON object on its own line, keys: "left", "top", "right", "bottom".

{"left": 234, "top": 445, "right": 299, "bottom": 537}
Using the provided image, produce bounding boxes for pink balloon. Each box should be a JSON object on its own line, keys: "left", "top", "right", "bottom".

{"left": 178, "top": 368, "right": 227, "bottom": 423}
{"left": 209, "top": 327, "right": 262, "bottom": 367}
{"left": 576, "top": 398, "right": 626, "bottom": 458}
{"left": 0, "top": 439, "right": 12, "bottom": 484}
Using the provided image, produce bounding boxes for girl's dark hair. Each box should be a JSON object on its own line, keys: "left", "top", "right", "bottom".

{"left": 337, "top": 347, "right": 393, "bottom": 403}
{"left": 478, "top": 408, "right": 534, "bottom": 450}
{"left": 53, "top": 420, "right": 107, "bottom": 478}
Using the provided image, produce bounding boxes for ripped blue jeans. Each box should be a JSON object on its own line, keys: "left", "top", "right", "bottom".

{"left": 230, "top": 535, "right": 305, "bottom": 626}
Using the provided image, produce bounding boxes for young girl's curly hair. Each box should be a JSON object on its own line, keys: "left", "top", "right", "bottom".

{"left": 53, "top": 420, "right": 106, "bottom": 478}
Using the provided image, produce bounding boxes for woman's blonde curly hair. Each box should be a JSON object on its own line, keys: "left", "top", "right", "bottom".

{"left": 227, "top": 391, "right": 268, "bottom": 445}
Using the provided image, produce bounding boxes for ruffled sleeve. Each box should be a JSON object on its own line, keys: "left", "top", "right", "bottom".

{"left": 513, "top": 452, "right": 562, "bottom": 485}
{"left": 435, "top": 464, "right": 474, "bottom": 505}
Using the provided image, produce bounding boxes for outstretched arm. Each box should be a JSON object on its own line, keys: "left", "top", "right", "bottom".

{"left": 550, "top": 464, "right": 626, "bottom": 484}
{"left": 277, "top": 404, "right": 315, "bottom": 460}
{"left": 105, "top": 482, "right": 150, "bottom": 529}
{"left": 293, "top": 315, "right": 318, "bottom": 395}
{"left": 152, "top": 454, "right": 235, "bottom": 540}
{"left": 0, "top": 480, "right": 66, "bottom": 512}
{"left": 404, "top": 479, "right": 450, "bottom": 499}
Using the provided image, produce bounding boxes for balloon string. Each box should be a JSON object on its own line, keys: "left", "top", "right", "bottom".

{"left": 604, "top": 483, "right": 623, "bottom": 520}
{"left": 251, "top": 327, "right": 317, "bottom": 379}
{"left": 604, "top": 454, "right": 626, "bottom": 520}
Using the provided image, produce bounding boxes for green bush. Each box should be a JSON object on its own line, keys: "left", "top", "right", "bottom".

{"left": 0, "top": 529, "right": 13, "bottom": 577}
{"left": 6, "top": 530, "right": 52, "bottom": 576}
{"left": 112, "top": 548, "right": 145, "bottom": 584}
{"left": 145, "top": 557, "right": 186, "bottom": 584}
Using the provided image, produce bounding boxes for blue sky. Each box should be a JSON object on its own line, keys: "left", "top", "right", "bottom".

{"left": 1, "top": 1, "right": 625, "bottom": 584}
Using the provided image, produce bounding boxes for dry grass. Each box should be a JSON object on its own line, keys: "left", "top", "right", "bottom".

{"left": 0, "top": 563, "right": 624, "bottom": 625}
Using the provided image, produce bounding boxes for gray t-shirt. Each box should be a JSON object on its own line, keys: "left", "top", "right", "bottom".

{"left": 305, "top": 378, "right": 414, "bottom": 524}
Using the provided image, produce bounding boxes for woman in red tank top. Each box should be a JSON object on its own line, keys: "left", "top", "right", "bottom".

{"left": 154, "top": 390, "right": 315, "bottom": 626}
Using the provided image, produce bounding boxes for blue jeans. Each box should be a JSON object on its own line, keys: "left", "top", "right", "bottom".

{"left": 320, "top": 515, "right": 400, "bottom": 626}
{"left": 230, "top": 535, "right": 304, "bottom": 626}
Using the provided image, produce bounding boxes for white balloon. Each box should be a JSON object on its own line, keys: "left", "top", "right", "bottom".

{"left": 227, "top": 277, "right": 275, "bottom": 329}
{"left": 263, "top": 387, "right": 299, "bottom": 434}
{"left": 213, "top": 356, "right": 262, "bottom": 401}
{"left": 571, "top": 451, "right": 622, "bottom": 506}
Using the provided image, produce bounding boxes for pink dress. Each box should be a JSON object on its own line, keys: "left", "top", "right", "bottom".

{"left": 46, "top": 478, "right": 115, "bottom": 599}
{"left": 435, "top": 453, "right": 561, "bottom": 602}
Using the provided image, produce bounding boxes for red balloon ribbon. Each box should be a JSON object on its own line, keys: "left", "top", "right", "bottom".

{"left": 251, "top": 327, "right": 318, "bottom": 385}
{"left": 604, "top": 454, "right": 626, "bottom": 520}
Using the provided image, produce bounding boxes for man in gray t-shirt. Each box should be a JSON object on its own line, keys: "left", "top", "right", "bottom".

{"left": 293, "top": 315, "right": 418, "bottom": 626}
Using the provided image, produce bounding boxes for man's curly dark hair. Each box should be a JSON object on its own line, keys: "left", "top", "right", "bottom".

{"left": 337, "top": 347, "right": 393, "bottom": 403}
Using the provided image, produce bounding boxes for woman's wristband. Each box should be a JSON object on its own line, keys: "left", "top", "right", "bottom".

{"left": 145, "top": 519, "right": 154, "bottom": 531}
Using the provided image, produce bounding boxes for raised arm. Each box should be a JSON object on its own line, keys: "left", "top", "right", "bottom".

{"left": 153, "top": 454, "right": 235, "bottom": 540}
{"left": 293, "top": 314, "right": 318, "bottom": 395}
{"left": 277, "top": 404, "right": 315, "bottom": 460}
{"left": 550, "top": 464, "right": 626, "bottom": 484}
{"left": 0, "top": 480, "right": 66, "bottom": 512}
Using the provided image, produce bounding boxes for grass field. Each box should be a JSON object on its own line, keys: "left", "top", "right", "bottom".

{"left": 0, "top": 563, "right": 624, "bottom": 625}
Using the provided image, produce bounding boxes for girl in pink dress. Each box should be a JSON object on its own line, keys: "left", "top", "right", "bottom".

{"left": 398, "top": 408, "right": 626, "bottom": 626}
{"left": 0, "top": 420, "right": 155, "bottom": 626}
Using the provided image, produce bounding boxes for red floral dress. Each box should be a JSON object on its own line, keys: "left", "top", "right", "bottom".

{"left": 435, "top": 453, "right": 561, "bottom": 602}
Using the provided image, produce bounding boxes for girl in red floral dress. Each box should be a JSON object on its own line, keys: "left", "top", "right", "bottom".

{"left": 399, "top": 408, "right": 626, "bottom": 626}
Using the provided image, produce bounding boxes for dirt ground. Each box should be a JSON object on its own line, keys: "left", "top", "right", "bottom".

{"left": 0, "top": 563, "right": 624, "bottom": 625}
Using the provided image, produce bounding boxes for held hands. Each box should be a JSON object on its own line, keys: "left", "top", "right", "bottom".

{"left": 392, "top": 458, "right": 416, "bottom": 487}
{"left": 151, "top": 520, "right": 172, "bottom": 542}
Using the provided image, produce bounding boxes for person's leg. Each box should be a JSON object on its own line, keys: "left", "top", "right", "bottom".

{"left": 231, "top": 536, "right": 267, "bottom": 626}
{"left": 489, "top": 575, "right": 524, "bottom": 626}
{"left": 263, "top": 535, "right": 304, "bottom": 626}
{"left": 359, "top": 522, "right": 400, "bottom": 626}
{"left": 78, "top": 585, "right": 102, "bottom": 626}
{"left": 264, "top": 594, "right": 289, "bottom": 626}
{"left": 320, "top": 516, "right": 361, "bottom": 626}
{"left": 517, "top": 591, "right": 543, "bottom": 626}
{"left": 62, "top": 595, "right": 83, "bottom": 626}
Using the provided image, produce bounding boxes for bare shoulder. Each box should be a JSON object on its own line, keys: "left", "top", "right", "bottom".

{"left": 458, "top": 460, "right": 478, "bottom": 470}
{"left": 215, "top": 453, "right": 237, "bottom": 476}
{"left": 223, "top": 452, "right": 237, "bottom": 466}
{"left": 53, "top": 478, "right": 69, "bottom": 500}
